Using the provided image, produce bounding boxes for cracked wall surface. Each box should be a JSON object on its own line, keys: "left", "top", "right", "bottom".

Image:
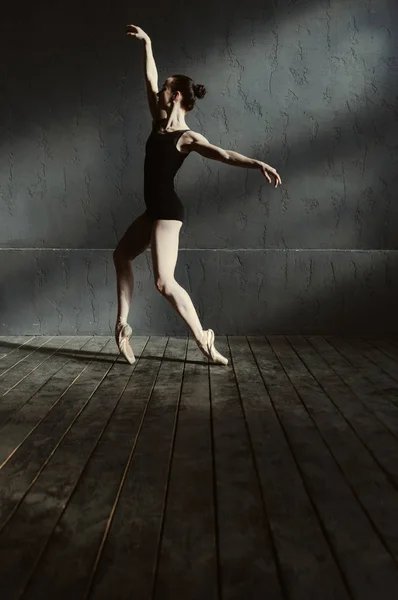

{"left": 1, "top": 0, "right": 397, "bottom": 334}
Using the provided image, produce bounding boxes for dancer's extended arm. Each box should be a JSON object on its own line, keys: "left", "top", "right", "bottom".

{"left": 181, "top": 131, "right": 282, "bottom": 188}
{"left": 126, "top": 24, "right": 159, "bottom": 120}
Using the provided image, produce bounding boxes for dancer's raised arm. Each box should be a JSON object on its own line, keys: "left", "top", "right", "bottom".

{"left": 180, "top": 131, "right": 282, "bottom": 188}
{"left": 126, "top": 24, "right": 160, "bottom": 120}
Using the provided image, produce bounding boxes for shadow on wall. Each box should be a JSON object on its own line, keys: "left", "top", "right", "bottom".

{"left": 1, "top": 0, "right": 397, "bottom": 333}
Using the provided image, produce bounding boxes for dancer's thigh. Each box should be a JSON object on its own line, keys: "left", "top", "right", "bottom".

{"left": 114, "top": 212, "right": 154, "bottom": 260}
{"left": 151, "top": 219, "right": 183, "bottom": 286}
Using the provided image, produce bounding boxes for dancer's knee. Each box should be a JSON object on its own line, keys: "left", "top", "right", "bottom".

{"left": 155, "top": 277, "right": 176, "bottom": 295}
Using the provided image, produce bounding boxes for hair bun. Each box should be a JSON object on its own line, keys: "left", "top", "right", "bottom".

{"left": 194, "top": 83, "right": 207, "bottom": 99}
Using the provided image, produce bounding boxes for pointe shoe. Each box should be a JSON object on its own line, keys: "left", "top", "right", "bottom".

{"left": 196, "top": 329, "right": 228, "bottom": 365}
{"left": 115, "top": 321, "right": 136, "bottom": 364}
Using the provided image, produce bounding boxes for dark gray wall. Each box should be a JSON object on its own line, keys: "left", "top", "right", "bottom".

{"left": 1, "top": 0, "right": 397, "bottom": 334}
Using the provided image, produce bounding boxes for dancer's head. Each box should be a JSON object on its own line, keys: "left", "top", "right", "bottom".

{"left": 157, "top": 75, "right": 207, "bottom": 112}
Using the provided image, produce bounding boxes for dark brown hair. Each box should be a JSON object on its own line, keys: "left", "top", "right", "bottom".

{"left": 170, "top": 74, "right": 207, "bottom": 111}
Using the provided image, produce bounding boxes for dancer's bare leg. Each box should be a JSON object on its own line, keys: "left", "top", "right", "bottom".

{"left": 151, "top": 219, "right": 228, "bottom": 364}
{"left": 151, "top": 219, "right": 206, "bottom": 343}
{"left": 113, "top": 212, "right": 153, "bottom": 361}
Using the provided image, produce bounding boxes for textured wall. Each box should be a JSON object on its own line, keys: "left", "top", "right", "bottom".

{"left": 1, "top": 0, "right": 397, "bottom": 334}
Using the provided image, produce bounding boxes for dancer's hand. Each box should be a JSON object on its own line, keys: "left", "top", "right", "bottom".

{"left": 126, "top": 24, "right": 149, "bottom": 42}
{"left": 257, "top": 161, "right": 282, "bottom": 188}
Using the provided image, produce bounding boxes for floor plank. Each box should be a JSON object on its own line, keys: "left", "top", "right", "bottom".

{"left": 258, "top": 335, "right": 398, "bottom": 600}
{"left": 0, "top": 337, "right": 93, "bottom": 428}
{"left": 0, "top": 338, "right": 35, "bottom": 360}
{"left": 20, "top": 337, "right": 150, "bottom": 600}
{"left": 0, "top": 337, "right": 74, "bottom": 396}
{"left": 362, "top": 337, "right": 398, "bottom": 365}
{"left": 0, "top": 336, "right": 397, "bottom": 600}
{"left": 152, "top": 337, "right": 218, "bottom": 600}
{"left": 0, "top": 337, "right": 106, "bottom": 467}
{"left": 281, "top": 336, "right": 398, "bottom": 560}
{"left": 208, "top": 335, "right": 285, "bottom": 600}
{"left": 86, "top": 336, "right": 184, "bottom": 600}
{"left": 0, "top": 339, "right": 122, "bottom": 598}
{"left": 0, "top": 337, "right": 55, "bottom": 379}
{"left": 347, "top": 337, "right": 398, "bottom": 385}
{"left": 230, "top": 336, "right": 348, "bottom": 600}
{"left": 307, "top": 336, "right": 398, "bottom": 443}
{"left": 325, "top": 336, "right": 398, "bottom": 404}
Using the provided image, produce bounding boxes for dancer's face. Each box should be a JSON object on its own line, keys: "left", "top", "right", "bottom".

{"left": 157, "top": 78, "right": 179, "bottom": 109}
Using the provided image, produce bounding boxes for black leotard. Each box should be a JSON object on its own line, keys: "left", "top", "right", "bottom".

{"left": 143, "top": 119, "right": 190, "bottom": 222}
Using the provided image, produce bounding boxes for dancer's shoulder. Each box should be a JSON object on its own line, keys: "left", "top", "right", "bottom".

{"left": 178, "top": 130, "right": 210, "bottom": 154}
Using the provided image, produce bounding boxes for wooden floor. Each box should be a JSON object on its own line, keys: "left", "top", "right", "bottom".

{"left": 1, "top": 335, "right": 398, "bottom": 600}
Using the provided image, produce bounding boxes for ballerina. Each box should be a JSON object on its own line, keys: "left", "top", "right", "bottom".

{"left": 114, "top": 24, "right": 282, "bottom": 365}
